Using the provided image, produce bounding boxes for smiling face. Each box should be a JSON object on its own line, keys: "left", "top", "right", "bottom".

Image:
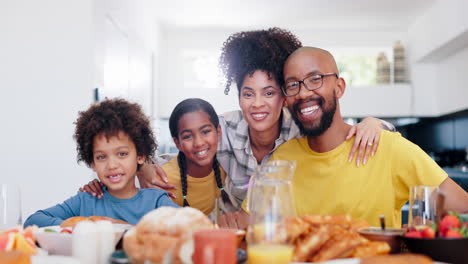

{"left": 239, "top": 70, "right": 285, "bottom": 134}
{"left": 283, "top": 48, "right": 344, "bottom": 137}
{"left": 173, "top": 111, "right": 221, "bottom": 172}
{"left": 91, "top": 131, "right": 145, "bottom": 198}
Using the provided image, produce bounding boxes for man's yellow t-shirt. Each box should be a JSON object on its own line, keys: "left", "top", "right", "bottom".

{"left": 162, "top": 158, "right": 226, "bottom": 215}
{"left": 270, "top": 130, "right": 447, "bottom": 227}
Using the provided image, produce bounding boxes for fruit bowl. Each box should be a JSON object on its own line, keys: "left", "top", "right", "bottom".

{"left": 402, "top": 236, "right": 468, "bottom": 264}
{"left": 34, "top": 224, "right": 131, "bottom": 256}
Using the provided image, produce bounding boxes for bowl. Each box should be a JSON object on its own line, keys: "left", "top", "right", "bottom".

{"left": 34, "top": 224, "right": 132, "bottom": 256}
{"left": 358, "top": 227, "right": 405, "bottom": 253}
{"left": 402, "top": 236, "right": 468, "bottom": 264}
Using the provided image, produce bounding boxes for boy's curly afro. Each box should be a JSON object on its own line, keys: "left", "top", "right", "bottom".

{"left": 73, "top": 98, "right": 156, "bottom": 168}
{"left": 219, "top": 27, "right": 302, "bottom": 95}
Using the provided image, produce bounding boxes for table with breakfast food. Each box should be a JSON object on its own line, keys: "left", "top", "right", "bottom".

{"left": 1, "top": 206, "right": 467, "bottom": 264}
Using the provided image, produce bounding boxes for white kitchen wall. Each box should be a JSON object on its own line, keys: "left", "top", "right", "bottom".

{"left": 158, "top": 26, "right": 407, "bottom": 118}
{"left": 437, "top": 46, "right": 468, "bottom": 115}
{"left": 0, "top": 0, "right": 160, "bottom": 222}
{"left": 0, "top": 0, "right": 93, "bottom": 219}
{"left": 94, "top": 0, "right": 159, "bottom": 117}
{"left": 408, "top": 0, "right": 468, "bottom": 116}
{"left": 158, "top": 27, "right": 241, "bottom": 118}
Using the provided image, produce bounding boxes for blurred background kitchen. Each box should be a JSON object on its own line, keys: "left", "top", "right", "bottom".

{"left": 1, "top": 0, "right": 467, "bottom": 220}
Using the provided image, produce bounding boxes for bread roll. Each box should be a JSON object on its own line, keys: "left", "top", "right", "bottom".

{"left": 60, "top": 216, "right": 88, "bottom": 228}
{"left": 124, "top": 207, "right": 213, "bottom": 264}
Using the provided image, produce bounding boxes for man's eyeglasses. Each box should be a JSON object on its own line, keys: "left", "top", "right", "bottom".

{"left": 283, "top": 73, "right": 338, "bottom": 97}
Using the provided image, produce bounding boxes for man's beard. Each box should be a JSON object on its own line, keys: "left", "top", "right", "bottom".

{"left": 290, "top": 93, "right": 337, "bottom": 137}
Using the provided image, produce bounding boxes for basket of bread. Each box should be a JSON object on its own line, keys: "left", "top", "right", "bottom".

{"left": 123, "top": 206, "right": 214, "bottom": 264}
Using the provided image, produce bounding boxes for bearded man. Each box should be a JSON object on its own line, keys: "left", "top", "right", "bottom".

{"left": 271, "top": 47, "right": 468, "bottom": 227}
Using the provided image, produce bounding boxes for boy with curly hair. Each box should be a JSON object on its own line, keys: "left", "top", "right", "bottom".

{"left": 24, "top": 98, "right": 178, "bottom": 227}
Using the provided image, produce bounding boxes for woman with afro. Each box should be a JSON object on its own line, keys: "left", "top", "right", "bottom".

{"left": 215, "top": 28, "right": 391, "bottom": 210}
{"left": 84, "top": 28, "right": 393, "bottom": 228}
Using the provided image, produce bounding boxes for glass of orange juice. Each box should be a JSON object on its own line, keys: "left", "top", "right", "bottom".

{"left": 246, "top": 161, "right": 296, "bottom": 264}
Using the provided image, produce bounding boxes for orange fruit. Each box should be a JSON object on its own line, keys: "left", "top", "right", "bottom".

{"left": 12, "top": 233, "right": 36, "bottom": 255}
{"left": 0, "top": 232, "right": 15, "bottom": 251}
{"left": 3, "top": 227, "right": 21, "bottom": 235}
{"left": 22, "top": 226, "right": 37, "bottom": 242}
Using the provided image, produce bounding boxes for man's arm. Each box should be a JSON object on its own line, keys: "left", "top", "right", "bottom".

{"left": 439, "top": 177, "right": 468, "bottom": 213}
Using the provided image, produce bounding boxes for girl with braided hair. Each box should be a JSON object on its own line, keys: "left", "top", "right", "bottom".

{"left": 161, "top": 98, "right": 230, "bottom": 215}
{"left": 81, "top": 28, "right": 394, "bottom": 228}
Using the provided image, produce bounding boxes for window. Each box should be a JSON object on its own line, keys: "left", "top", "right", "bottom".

{"left": 330, "top": 47, "right": 393, "bottom": 86}
{"left": 182, "top": 50, "right": 223, "bottom": 89}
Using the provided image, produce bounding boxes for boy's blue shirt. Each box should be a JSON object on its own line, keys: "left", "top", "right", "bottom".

{"left": 24, "top": 187, "right": 179, "bottom": 227}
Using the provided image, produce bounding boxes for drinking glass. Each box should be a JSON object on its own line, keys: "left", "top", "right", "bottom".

{"left": 246, "top": 160, "right": 296, "bottom": 264}
{"left": 0, "top": 184, "right": 22, "bottom": 230}
{"left": 408, "top": 185, "right": 439, "bottom": 227}
{"left": 192, "top": 229, "right": 237, "bottom": 264}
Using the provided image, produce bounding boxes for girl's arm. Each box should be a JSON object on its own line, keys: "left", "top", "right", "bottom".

{"left": 23, "top": 194, "right": 81, "bottom": 228}
{"left": 346, "top": 117, "right": 396, "bottom": 166}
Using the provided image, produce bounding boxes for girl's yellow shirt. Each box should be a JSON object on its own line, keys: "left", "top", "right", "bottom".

{"left": 162, "top": 158, "right": 226, "bottom": 215}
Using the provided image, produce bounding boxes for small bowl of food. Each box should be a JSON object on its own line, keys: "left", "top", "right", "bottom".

{"left": 402, "top": 236, "right": 468, "bottom": 264}
{"left": 34, "top": 220, "right": 132, "bottom": 255}
{"left": 403, "top": 212, "right": 468, "bottom": 263}
{"left": 358, "top": 227, "right": 405, "bottom": 253}
{"left": 34, "top": 226, "right": 74, "bottom": 256}
{"left": 402, "top": 214, "right": 468, "bottom": 264}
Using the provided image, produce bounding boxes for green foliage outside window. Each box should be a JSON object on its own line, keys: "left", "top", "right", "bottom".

{"left": 335, "top": 54, "right": 378, "bottom": 86}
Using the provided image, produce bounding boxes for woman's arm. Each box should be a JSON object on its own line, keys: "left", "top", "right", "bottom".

{"left": 346, "top": 117, "right": 395, "bottom": 166}
{"left": 136, "top": 163, "right": 178, "bottom": 199}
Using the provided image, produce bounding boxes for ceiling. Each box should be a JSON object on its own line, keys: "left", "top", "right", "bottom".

{"left": 152, "top": 0, "right": 436, "bottom": 31}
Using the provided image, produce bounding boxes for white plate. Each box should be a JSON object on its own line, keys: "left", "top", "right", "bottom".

{"left": 293, "top": 259, "right": 359, "bottom": 264}
{"left": 34, "top": 224, "right": 132, "bottom": 256}
{"left": 31, "top": 255, "right": 81, "bottom": 264}
{"left": 293, "top": 259, "right": 447, "bottom": 264}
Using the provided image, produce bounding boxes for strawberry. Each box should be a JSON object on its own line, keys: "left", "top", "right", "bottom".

{"left": 439, "top": 215, "right": 460, "bottom": 234}
{"left": 405, "top": 230, "right": 422, "bottom": 238}
{"left": 445, "top": 229, "right": 463, "bottom": 238}
{"left": 60, "top": 229, "right": 72, "bottom": 234}
{"left": 421, "top": 226, "right": 435, "bottom": 238}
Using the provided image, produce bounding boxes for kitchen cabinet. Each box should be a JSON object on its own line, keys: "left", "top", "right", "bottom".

{"left": 408, "top": 0, "right": 468, "bottom": 116}
{"left": 340, "top": 84, "right": 412, "bottom": 118}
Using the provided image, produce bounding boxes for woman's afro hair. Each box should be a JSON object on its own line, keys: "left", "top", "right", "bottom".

{"left": 219, "top": 27, "right": 302, "bottom": 95}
